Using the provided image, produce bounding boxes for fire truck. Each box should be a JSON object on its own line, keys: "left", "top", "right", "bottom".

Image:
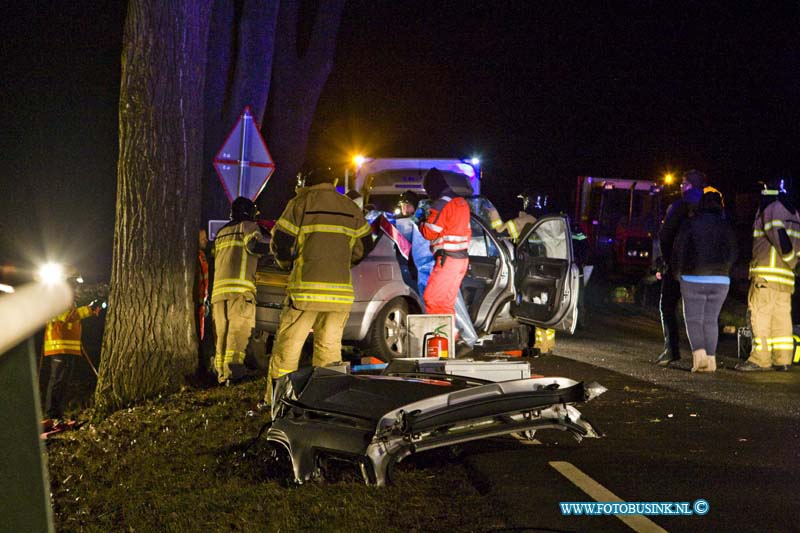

{"left": 574, "top": 176, "right": 663, "bottom": 278}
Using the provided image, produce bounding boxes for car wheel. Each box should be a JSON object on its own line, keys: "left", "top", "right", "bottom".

{"left": 366, "top": 297, "right": 409, "bottom": 362}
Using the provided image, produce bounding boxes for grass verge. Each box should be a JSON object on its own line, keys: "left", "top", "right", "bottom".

{"left": 45, "top": 378, "right": 507, "bottom": 532}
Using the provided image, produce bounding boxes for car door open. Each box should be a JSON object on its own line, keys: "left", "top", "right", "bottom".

{"left": 511, "top": 215, "right": 580, "bottom": 333}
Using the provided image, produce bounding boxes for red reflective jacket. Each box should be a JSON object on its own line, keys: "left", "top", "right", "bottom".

{"left": 420, "top": 191, "right": 471, "bottom": 258}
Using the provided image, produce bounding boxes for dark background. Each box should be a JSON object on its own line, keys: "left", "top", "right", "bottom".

{"left": 1, "top": 1, "right": 797, "bottom": 280}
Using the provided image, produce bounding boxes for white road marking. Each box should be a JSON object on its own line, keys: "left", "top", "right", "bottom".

{"left": 549, "top": 461, "right": 668, "bottom": 533}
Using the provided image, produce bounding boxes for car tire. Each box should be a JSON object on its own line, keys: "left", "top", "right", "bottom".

{"left": 365, "top": 297, "right": 409, "bottom": 362}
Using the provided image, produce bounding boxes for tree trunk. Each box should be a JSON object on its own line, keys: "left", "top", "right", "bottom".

{"left": 201, "top": 0, "right": 280, "bottom": 224}
{"left": 260, "top": 0, "right": 345, "bottom": 219}
{"left": 95, "top": 0, "right": 213, "bottom": 412}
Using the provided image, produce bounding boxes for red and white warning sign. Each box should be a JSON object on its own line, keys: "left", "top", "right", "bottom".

{"left": 213, "top": 106, "right": 275, "bottom": 202}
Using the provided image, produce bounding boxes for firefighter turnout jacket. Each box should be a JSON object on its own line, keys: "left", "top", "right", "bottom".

{"left": 44, "top": 304, "right": 93, "bottom": 356}
{"left": 271, "top": 182, "right": 372, "bottom": 312}
{"left": 750, "top": 199, "right": 800, "bottom": 291}
{"left": 211, "top": 220, "right": 268, "bottom": 303}
{"left": 746, "top": 198, "right": 800, "bottom": 367}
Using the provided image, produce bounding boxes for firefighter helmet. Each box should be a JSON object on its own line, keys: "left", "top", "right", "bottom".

{"left": 305, "top": 168, "right": 338, "bottom": 187}
{"left": 518, "top": 189, "right": 551, "bottom": 216}
{"left": 230, "top": 196, "right": 258, "bottom": 221}
{"left": 399, "top": 190, "right": 421, "bottom": 209}
{"left": 760, "top": 178, "right": 787, "bottom": 196}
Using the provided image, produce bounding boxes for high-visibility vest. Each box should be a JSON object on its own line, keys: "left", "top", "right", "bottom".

{"left": 43, "top": 305, "right": 92, "bottom": 356}
{"left": 749, "top": 200, "right": 800, "bottom": 291}
{"left": 421, "top": 191, "right": 471, "bottom": 258}
{"left": 272, "top": 183, "right": 372, "bottom": 311}
{"left": 211, "top": 220, "right": 266, "bottom": 302}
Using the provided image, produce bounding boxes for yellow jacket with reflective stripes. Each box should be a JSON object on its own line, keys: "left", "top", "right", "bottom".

{"left": 211, "top": 220, "right": 267, "bottom": 303}
{"left": 44, "top": 305, "right": 93, "bottom": 356}
{"left": 750, "top": 199, "right": 800, "bottom": 292}
{"left": 271, "top": 183, "right": 371, "bottom": 311}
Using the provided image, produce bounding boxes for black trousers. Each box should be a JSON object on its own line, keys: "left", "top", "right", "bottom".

{"left": 45, "top": 354, "right": 75, "bottom": 419}
{"left": 659, "top": 275, "right": 682, "bottom": 356}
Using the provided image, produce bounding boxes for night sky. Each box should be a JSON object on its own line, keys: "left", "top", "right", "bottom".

{"left": 1, "top": 1, "right": 798, "bottom": 279}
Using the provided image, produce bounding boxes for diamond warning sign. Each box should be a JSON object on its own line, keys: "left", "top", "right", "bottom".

{"left": 213, "top": 106, "right": 275, "bottom": 202}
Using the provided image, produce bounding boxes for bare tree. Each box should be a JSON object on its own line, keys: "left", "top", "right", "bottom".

{"left": 97, "top": 0, "right": 344, "bottom": 410}
{"left": 260, "top": 0, "right": 345, "bottom": 218}
{"left": 200, "top": 0, "right": 345, "bottom": 222}
{"left": 202, "top": 0, "right": 280, "bottom": 222}
{"left": 95, "top": 0, "right": 213, "bottom": 412}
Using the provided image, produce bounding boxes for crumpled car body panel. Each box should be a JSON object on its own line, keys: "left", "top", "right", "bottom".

{"left": 266, "top": 367, "right": 605, "bottom": 486}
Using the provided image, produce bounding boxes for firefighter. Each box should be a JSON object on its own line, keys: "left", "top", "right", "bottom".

{"left": 654, "top": 169, "right": 706, "bottom": 366}
{"left": 736, "top": 179, "right": 800, "bottom": 372}
{"left": 211, "top": 197, "right": 269, "bottom": 385}
{"left": 265, "top": 170, "right": 372, "bottom": 403}
{"left": 484, "top": 191, "right": 539, "bottom": 242}
{"left": 492, "top": 190, "right": 560, "bottom": 353}
{"left": 42, "top": 278, "right": 101, "bottom": 428}
{"left": 419, "top": 168, "right": 471, "bottom": 317}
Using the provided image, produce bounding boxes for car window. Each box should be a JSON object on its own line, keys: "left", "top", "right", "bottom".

{"left": 520, "top": 219, "right": 567, "bottom": 259}
{"left": 469, "top": 218, "right": 499, "bottom": 258}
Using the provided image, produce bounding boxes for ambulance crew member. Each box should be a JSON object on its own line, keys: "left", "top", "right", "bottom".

{"left": 211, "top": 197, "right": 269, "bottom": 385}
{"left": 736, "top": 179, "right": 800, "bottom": 372}
{"left": 265, "top": 170, "right": 372, "bottom": 402}
{"left": 419, "top": 167, "right": 471, "bottom": 317}
{"left": 397, "top": 191, "right": 478, "bottom": 353}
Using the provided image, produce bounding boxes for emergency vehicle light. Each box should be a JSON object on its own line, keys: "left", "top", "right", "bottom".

{"left": 37, "top": 263, "right": 65, "bottom": 285}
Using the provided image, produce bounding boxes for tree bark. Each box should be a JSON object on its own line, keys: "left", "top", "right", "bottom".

{"left": 260, "top": 0, "right": 345, "bottom": 219}
{"left": 95, "top": 0, "right": 213, "bottom": 412}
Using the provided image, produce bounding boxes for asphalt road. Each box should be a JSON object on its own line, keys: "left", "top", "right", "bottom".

{"left": 459, "top": 298, "right": 800, "bottom": 532}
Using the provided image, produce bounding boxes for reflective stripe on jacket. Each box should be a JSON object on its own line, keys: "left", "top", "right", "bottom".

{"left": 211, "top": 220, "right": 267, "bottom": 302}
{"left": 420, "top": 190, "right": 471, "bottom": 257}
{"left": 271, "top": 183, "right": 371, "bottom": 311}
{"left": 44, "top": 305, "right": 92, "bottom": 356}
{"left": 749, "top": 200, "right": 800, "bottom": 291}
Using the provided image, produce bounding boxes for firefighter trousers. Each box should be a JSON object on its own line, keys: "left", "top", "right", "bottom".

{"left": 212, "top": 294, "right": 255, "bottom": 383}
{"left": 265, "top": 305, "right": 349, "bottom": 402}
{"left": 748, "top": 282, "right": 794, "bottom": 367}
{"left": 45, "top": 354, "right": 76, "bottom": 419}
{"left": 423, "top": 257, "right": 469, "bottom": 316}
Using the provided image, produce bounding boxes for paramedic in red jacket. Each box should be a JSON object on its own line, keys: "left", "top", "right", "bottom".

{"left": 419, "top": 167, "right": 472, "bottom": 316}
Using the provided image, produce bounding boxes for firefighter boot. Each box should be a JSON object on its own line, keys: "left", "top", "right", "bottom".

{"left": 691, "top": 349, "right": 708, "bottom": 373}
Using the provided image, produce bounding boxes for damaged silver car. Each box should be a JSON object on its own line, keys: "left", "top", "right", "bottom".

{"left": 265, "top": 365, "right": 605, "bottom": 486}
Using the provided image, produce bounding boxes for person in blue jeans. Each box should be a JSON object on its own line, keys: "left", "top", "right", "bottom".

{"left": 671, "top": 189, "right": 738, "bottom": 372}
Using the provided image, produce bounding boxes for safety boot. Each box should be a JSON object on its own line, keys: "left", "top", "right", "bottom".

{"left": 734, "top": 360, "right": 773, "bottom": 372}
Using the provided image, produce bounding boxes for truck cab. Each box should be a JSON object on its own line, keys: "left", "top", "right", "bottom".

{"left": 575, "top": 176, "right": 662, "bottom": 278}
